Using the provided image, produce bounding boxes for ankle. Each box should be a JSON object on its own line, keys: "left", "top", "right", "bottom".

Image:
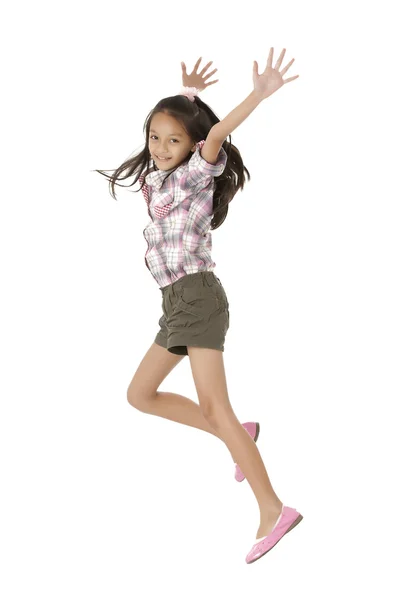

{"left": 259, "top": 499, "right": 283, "bottom": 519}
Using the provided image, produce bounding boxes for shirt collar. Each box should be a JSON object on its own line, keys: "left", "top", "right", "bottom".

{"left": 145, "top": 167, "right": 175, "bottom": 190}
{"left": 144, "top": 152, "right": 195, "bottom": 190}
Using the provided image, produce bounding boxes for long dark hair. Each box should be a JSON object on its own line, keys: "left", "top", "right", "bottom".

{"left": 93, "top": 94, "right": 251, "bottom": 230}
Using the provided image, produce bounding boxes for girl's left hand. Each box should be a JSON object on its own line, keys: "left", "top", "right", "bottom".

{"left": 253, "top": 47, "right": 299, "bottom": 100}
{"left": 181, "top": 57, "right": 219, "bottom": 91}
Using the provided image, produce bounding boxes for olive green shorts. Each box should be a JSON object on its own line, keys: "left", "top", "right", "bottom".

{"left": 154, "top": 270, "right": 230, "bottom": 355}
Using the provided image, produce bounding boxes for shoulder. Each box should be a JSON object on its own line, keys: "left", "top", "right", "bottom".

{"left": 189, "top": 140, "right": 227, "bottom": 175}
{"left": 178, "top": 140, "right": 228, "bottom": 190}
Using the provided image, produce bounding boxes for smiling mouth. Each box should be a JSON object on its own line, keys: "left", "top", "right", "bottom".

{"left": 155, "top": 155, "right": 171, "bottom": 161}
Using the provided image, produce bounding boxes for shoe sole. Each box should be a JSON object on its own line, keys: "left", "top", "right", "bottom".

{"left": 237, "top": 422, "right": 260, "bottom": 483}
{"left": 247, "top": 513, "right": 303, "bottom": 564}
{"left": 254, "top": 422, "right": 260, "bottom": 443}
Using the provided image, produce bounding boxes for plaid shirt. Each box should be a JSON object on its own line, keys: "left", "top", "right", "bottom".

{"left": 139, "top": 140, "right": 228, "bottom": 289}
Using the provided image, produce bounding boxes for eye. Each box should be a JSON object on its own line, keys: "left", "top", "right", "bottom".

{"left": 150, "top": 135, "right": 179, "bottom": 143}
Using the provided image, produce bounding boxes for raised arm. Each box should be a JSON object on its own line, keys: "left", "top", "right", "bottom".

{"left": 211, "top": 91, "right": 263, "bottom": 143}
{"left": 211, "top": 48, "right": 299, "bottom": 142}
{"left": 199, "top": 90, "right": 261, "bottom": 165}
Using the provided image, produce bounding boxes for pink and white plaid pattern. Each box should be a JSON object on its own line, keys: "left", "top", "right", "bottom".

{"left": 139, "top": 140, "right": 228, "bottom": 289}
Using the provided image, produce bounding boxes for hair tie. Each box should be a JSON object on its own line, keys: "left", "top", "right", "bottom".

{"left": 180, "top": 86, "right": 199, "bottom": 102}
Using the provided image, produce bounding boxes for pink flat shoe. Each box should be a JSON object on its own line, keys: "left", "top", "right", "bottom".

{"left": 235, "top": 422, "right": 260, "bottom": 482}
{"left": 245, "top": 505, "right": 303, "bottom": 564}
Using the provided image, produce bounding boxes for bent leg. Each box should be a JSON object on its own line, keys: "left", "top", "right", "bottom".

{"left": 127, "top": 342, "right": 223, "bottom": 440}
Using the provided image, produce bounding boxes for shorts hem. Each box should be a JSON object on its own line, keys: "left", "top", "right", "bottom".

{"left": 184, "top": 343, "right": 225, "bottom": 352}
{"left": 154, "top": 336, "right": 224, "bottom": 354}
{"left": 154, "top": 336, "right": 167, "bottom": 348}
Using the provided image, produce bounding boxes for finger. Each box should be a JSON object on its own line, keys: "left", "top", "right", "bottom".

{"left": 253, "top": 60, "right": 258, "bottom": 74}
{"left": 204, "top": 68, "right": 218, "bottom": 79}
{"left": 266, "top": 47, "right": 273, "bottom": 70}
{"left": 194, "top": 56, "right": 202, "bottom": 71}
{"left": 280, "top": 58, "right": 295, "bottom": 76}
{"left": 275, "top": 48, "right": 286, "bottom": 70}
{"left": 206, "top": 79, "right": 219, "bottom": 86}
{"left": 283, "top": 75, "right": 299, "bottom": 84}
{"left": 181, "top": 61, "right": 187, "bottom": 73}
{"left": 200, "top": 60, "right": 213, "bottom": 76}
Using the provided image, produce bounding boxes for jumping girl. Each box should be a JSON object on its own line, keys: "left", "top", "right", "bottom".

{"left": 95, "top": 48, "right": 302, "bottom": 564}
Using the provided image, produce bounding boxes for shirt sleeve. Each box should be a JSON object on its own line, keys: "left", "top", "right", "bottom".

{"left": 181, "top": 139, "right": 228, "bottom": 189}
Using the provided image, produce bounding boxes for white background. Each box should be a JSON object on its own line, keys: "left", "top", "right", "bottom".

{"left": 1, "top": 0, "right": 399, "bottom": 597}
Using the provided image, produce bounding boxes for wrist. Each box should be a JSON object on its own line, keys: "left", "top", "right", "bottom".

{"left": 250, "top": 89, "right": 264, "bottom": 104}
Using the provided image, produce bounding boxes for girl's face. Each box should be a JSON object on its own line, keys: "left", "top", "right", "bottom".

{"left": 148, "top": 112, "right": 196, "bottom": 171}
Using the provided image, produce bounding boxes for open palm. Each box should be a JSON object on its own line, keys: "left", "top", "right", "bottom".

{"left": 253, "top": 47, "right": 299, "bottom": 100}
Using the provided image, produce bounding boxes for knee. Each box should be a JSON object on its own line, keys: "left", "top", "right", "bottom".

{"left": 199, "top": 399, "right": 219, "bottom": 426}
{"left": 200, "top": 399, "right": 230, "bottom": 429}
{"left": 127, "top": 386, "right": 151, "bottom": 412}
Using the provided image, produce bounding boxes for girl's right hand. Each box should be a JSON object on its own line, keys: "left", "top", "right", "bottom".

{"left": 253, "top": 47, "right": 299, "bottom": 101}
{"left": 181, "top": 57, "right": 219, "bottom": 92}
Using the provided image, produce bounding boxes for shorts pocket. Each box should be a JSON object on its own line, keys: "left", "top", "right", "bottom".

{"left": 168, "top": 291, "right": 219, "bottom": 329}
{"left": 175, "top": 297, "right": 205, "bottom": 319}
{"left": 168, "top": 297, "right": 204, "bottom": 329}
{"left": 180, "top": 285, "right": 219, "bottom": 317}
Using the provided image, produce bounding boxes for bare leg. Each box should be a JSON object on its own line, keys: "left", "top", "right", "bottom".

{"left": 127, "top": 342, "right": 281, "bottom": 538}
{"left": 187, "top": 346, "right": 284, "bottom": 540}
{"left": 127, "top": 343, "right": 234, "bottom": 459}
{"left": 140, "top": 391, "right": 221, "bottom": 437}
